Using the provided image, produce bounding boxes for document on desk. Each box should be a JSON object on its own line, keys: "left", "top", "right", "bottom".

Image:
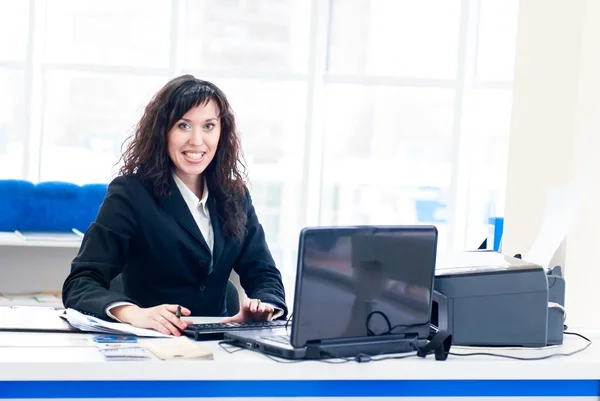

{"left": 139, "top": 337, "right": 214, "bottom": 360}
{"left": 63, "top": 308, "right": 170, "bottom": 338}
{"left": 0, "top": 306, "right": 74, "bottom": 332}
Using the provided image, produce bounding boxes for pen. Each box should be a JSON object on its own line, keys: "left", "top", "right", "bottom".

{"left": 176, "top": 305, "right": 181, "bottom": 319}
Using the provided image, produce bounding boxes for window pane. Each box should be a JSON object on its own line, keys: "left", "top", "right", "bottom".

{"left": 461, "top": 88, "right": 512, "bottom": 247}
{"left": 0, "top": 69, "right": 25, "bottom": 178}
{"left": 320, "top": 85, "right": 455, "bottom": 250}
{"left": 182, "top": 0, "right": 311, "bottom": 73}
{"left": 0, "top": 0, "right": 29, "bottom": 61}
{"left": 211, "top": 79, "right": 307, "bottom": 168}
{"left": 328, "top": 0, "right": 462, "bottom": 78}
{"left": 44, "top": 0, "right": 171, "bottom": 67}
{"left": 476, "top": 0, "right": 520, "bottom": 80}
{"left": 40, "top": 71, "right": 169, "bottom": 184}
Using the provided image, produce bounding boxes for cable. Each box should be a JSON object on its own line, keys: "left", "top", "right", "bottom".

{"left": 365, "top": 310, "right": 425, "bottom": 336}
{"left": 548, "top": 302, "right": 567, "bottom": 322}
{"left": 448, "top": 332, "right": 591, "bottom": 361}
{"left": 217, "top": 339, "right": 421, "bottom": 364}
{"left": 284, "top": 313, "right": 293, "bottom": 330}
{"left": 218, "top": 340, "right": 349, "bottom": 364}
{"left": 218, "top": 340, "right": 245, "bottom": 354}
{"left": 221, "top": 308, "right": 590, "bottom": 364}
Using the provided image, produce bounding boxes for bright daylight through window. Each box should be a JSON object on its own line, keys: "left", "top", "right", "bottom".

{"left": 0, "top": 0, "right": 520, "bottom": 298}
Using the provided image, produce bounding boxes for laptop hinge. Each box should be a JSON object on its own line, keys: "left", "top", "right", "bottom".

{"left": 306, "top": 342, "right": 321, "bottom": 359}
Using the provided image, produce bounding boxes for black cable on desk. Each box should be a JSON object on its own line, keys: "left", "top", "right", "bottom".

{"left": 448, "top": 332, "right": 591, "bottom": 361}
{"left": 219, "top": 307, "right": 592, "bottom": 364}
{"left": 218, "top": 339, "right": 420, "bottom": 364}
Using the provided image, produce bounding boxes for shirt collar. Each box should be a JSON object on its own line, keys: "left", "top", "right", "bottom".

{"left": 172, "top": 172, "right": 209, "bottom": 216}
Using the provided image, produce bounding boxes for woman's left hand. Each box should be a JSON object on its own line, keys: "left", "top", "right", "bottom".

{"left": 222, "top": 298, "right": 274, "bottom": 323}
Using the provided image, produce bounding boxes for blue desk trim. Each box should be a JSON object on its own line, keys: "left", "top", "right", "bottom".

{"left": 0, "top": 380, "right": 598, "bottom": 398}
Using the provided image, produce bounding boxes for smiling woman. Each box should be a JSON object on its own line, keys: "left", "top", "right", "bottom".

{"left": 61, "top": 75, "right": 288, "bottom": 336}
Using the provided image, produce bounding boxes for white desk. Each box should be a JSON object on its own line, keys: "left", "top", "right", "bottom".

{"left": 0, "top": 313, "right": 598, "bottom": 400}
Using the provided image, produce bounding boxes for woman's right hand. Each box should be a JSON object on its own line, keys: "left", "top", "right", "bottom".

{"left": 111, "top": 304, "right": 192, "bottom": 336}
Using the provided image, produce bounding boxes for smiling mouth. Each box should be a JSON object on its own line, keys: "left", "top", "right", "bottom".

{"left": 183, "top": 151, "right": 206, "bottom": 161}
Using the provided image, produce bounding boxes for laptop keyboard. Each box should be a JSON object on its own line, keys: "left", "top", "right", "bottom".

{"left": 183, "top": 320, "right": 287, "bottom": 334}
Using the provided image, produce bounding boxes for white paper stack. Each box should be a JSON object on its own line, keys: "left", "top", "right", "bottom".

{"left": 63, "top": 308, "right": 170, "bottom": 338}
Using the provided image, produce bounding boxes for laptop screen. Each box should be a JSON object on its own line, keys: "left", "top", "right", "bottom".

{"left": 291, "top": 225, "right": 438, "bottom": 347}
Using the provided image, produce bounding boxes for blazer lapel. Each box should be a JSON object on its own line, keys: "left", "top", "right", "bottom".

{"left": 158, "top": 178, "right": 211, "bottom": 254}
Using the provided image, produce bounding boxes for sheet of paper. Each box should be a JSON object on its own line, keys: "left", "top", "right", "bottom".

{"left": 0, "top": 306, "right": 74, "bottom": 332}
{"left": 63, "top": 309, "right": 170, "bottom": 338}
{"left": 525, "top": 182, "right": 581, "bottom": 269}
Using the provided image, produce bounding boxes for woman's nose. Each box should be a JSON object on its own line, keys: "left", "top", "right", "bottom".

{"left": 188, "top": 129, "right": 204, "bottom": 146}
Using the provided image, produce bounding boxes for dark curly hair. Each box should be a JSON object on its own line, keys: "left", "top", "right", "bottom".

{"left": 119, "top": 74, "right": 248, "bottom": 242}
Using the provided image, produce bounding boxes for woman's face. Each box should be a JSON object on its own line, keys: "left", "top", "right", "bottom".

{"left": 167, "top": 99, "right": 221, "bottom": 187}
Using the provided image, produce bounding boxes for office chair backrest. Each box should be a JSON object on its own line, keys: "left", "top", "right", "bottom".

{"left": 225, "top": 279, "right": 240, "bottom": 316}
{"left": 109, "top": 274, "right": 240, "bottom": 317}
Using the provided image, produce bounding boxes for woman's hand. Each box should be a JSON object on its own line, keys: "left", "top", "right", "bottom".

{"left": 111, "top": 304, "right": 193, "bottom": 336}
{"left": 222, "top": 298, "right": 274, "bottom": 323}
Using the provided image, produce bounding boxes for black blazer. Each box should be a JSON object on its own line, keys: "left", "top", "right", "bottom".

{"left": 62, "top": 174, "right": 287, "bottom": 321}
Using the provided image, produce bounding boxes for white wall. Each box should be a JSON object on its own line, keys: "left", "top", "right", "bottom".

{"left": 503, "top": 0, "right": 600, "bottom": 327}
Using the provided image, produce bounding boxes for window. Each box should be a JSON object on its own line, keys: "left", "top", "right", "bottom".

{"left": 0, "top": 70, "right": 26, "bottom": 178}
{"left": 476, "top": 0, "right": 520, "bottom": 81}
{"left": 0, "top": 0, "right": 29, "bottom": 62}
{"left": 206, "top": 79, "right": 307, "bottom": 167}
{"left": 461, "top": 88, "right": 513, "bottom": 247}
{"left": 40, "top": 71, "right": 168, "bottom": 184}
{"left": 182, "top": 0, "right": 311, "bottom": 73}
{"left": 44, "top": 0, "right": 171, "bottom": 68}
{"left": 328, "top": 0, "right": 462, "bottom": 78}
{"left": 0, "top": 0, "right": 29, "bottom": 179}
{"left": 3, "top": 0, "right": 520, "bottom": 298}
{"left": 320, "top": 85, "right": 455, "bottom": 251}
{"left": 323, "top": 0, "right": 519, "bottom": 256}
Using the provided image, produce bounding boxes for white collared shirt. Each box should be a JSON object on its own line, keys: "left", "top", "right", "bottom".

{"left": 171, "top": 172, "right": 213, "bottom": 254}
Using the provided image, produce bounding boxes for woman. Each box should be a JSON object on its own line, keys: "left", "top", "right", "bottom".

{"left": 62, "top": 75, "right": 287, "bottom": 336}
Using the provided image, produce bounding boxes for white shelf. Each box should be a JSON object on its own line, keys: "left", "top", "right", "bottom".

{"left": 0, "top": 232, "right": 82, "bottom": 248}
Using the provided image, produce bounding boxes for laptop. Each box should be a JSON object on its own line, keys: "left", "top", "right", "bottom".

{"left": 224, "top": 225, "right": 439, "bottom": 360}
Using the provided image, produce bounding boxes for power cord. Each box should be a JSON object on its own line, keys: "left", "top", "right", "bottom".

{"left": 448, "top": 332, "right": 591, "bottom": 361}
{"left": 284, "top": 313, "right": 293, "bottom": 330}
{"left": 218, "top": 339, "right": 420, "bottom": 364}
{"left": 548, "top": 302, "right": 567, "bottom": 322}
{"left": 220, "top": 331, "right": 591, "bottom": 364}
{"left": 365, "top": 310, "right": 425, "bottom": 336}
{"left": 218, "top": 340, "right": 351, "bottom": 364}
{"left": 221, "top": 309, "right": 591, "bottom": 363}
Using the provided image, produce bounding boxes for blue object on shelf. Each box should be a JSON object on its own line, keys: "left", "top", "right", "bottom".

{"left": 0, "top": 180, "right": 35, "bottom": 232}
{"left": 488, "top": 217, "right": 504, "bottom": 252}
{"left": 0, "top": 179, "right": 107, "bottom": 233}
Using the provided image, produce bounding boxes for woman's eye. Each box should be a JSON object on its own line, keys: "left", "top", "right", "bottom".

{"left": 203, "top": 123, "right": 215, "bottom": 130}
{"left": 178, "top": 122, "right": 191, "bottom": 130}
